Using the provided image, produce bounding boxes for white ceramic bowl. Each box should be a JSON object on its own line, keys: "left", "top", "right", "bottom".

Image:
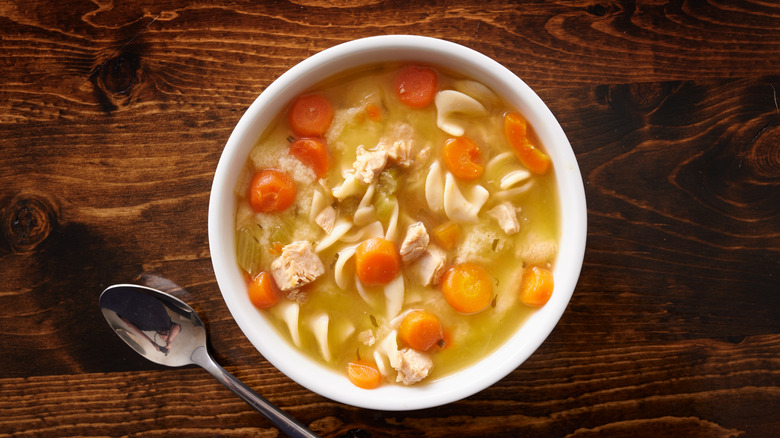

{"left": 209, "top": 35, "right": 586, "bottom": 411}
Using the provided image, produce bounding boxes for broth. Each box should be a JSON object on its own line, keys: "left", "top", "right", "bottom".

{"left": 234, "top": 63, "right": 559, "bottom": 387}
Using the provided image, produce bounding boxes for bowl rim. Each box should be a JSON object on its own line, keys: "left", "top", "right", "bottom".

{"left": 209, "top": 35, "right": 587, "bottom": 411}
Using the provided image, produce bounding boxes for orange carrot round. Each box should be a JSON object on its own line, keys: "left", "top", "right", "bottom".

{"left": 504, "top": 112, "right": 550, "bottom": 174}
{"left": 442, "top": 137, "right": 484, "bottom": 180}
{"left": 395, "top": 65, "right": 438, "bottom": 108}
{"left": 519, "top": 266, "right": 554, "bottom": 307}
{"left": 399, "top": 310, "right": 443, "bottom": 351}
{"left": 440, "top": 262, "right": 492, "bottom": 314}
{"left": 289, "top": 137, "right": 330, "bottom": 178}
{"left": 288, "top": 94, "right": 334, "bottom": 137}
{"left": 248, "top": 169, "right": 296, "bottom": 213}
{"left": 346, "top": 360, "right": 382, "bottom": 389}
{"left": 355, "top": 237, "right": 400, "bottom": 287}
{"left": 248, "top": 271, "right": 279, "bottom": 309}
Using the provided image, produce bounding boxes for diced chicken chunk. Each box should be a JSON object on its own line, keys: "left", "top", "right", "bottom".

{"left": 285, "top": 288, "right": 308, "bottom": 304}
{"left": 376, "top": 122, "right": 416, "bottom": 168}
{"left": 358, "top": 329, "right": 376, "bottom": 346}
{"left": 408, "top": 244, "right": 447, "bottom": 286}
{"left": 488, "top": 201, "right": 521, "bottom": 235}
{"left": 315, "top": 206, "right": 336, "bottom": 234}
{"left": 270, "top": 241, "right": 325, "bottom": 291}
{"left": 353, "top": 145, "right": 388, "bottom": 184}
{"left": 395, "top": 348, "right": 433, "bottom": 385}
{"left": 399, "top": 221, "right": 429, "bottom": 263}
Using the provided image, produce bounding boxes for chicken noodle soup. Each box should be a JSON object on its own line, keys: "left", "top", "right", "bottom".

{"left": 234, "top": 63, "right": 559, "bottom": 387}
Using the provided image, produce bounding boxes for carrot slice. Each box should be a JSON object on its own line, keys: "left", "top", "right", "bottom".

{"left": 519, "top": 266, "right": 554, "bottom": 307}
{"left": 346, "top": 360, "right": 382, "bottom": 389}
{"left": 504, "top": 112, "right": 550, "bottom": 174}
{"left": 248, "top": 169, "right": 296, "bottom": 213}
{"left": 288, "top": 94, "right": 334, "bottom": 137}
{"left": 355, "top": 237, "right": 400, "bottom": 287}
{"left": 432, "top": 221, "right": 460, "bottom": 251}
{"left": 395, "top": 65, "right": 438, "bottom": 108}
{"left": 248, "top": 271, "right": 279, "bottom": 309}
{"left": 442, "top": 137, "right": 484, "bottom": 180}
{"left": 268, "top": 242, "right": 284, "bottom": 255}
{"left": 289, "top": 137, "right": 330, "bottom": 178}
{"left": 440, "top": 262, "right": 492, "bottom": 314}
{"left": 399, "top": 310, "right": 443, "bottom": 352}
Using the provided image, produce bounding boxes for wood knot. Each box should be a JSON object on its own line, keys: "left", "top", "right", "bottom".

{"left": 2, "top": 194, "right": 56, "bottom": 253}
{"left": 605, "top": 82, "right": 676, "bottom": 115}
{"left": 102, "top": 53, "right": 141, "bottom": 96}
{"left": 586, "top": 4, "right": 609, "bottom": 17}
{"left": 90, "top": 45, "right": 144, "bottom": 112}
{"left": 679, "top": 119, "right": 779, "bottom": 223}
{"left": 749, "top": 123, "right": 780, "bottom": 180}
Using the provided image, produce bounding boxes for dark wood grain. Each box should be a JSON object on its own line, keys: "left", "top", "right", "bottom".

{"left": 1, "top": 0, "right": 778, "bottom": 437}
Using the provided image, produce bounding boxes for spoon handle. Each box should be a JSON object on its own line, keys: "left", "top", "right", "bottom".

{"left": 191, "top": 346, "right": 319, "bottom": 438}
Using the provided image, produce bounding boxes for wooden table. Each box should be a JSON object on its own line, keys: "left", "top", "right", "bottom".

{"left": 1, "top": 1, "right": 778, "bottom": 437}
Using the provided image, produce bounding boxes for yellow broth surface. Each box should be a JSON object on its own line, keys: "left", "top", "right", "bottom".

{"left": 234, "top": 63, "right": 559, "bottom": 385}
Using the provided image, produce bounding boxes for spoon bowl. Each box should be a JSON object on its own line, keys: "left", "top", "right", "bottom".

{"left": 100, "top": 284, "right": 206, "bottom": 368}
{"left": 99, "top": 284, "right": 318, "bottom": 438}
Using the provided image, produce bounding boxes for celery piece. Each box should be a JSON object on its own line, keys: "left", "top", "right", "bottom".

{"left": 338, "top": 196, "right": 360, "bottom": 219}
{"left": 236, "top": 225, "right": 264, "bottom": 276}
{"left": 377, "top": 165, "right": 403, "bottom": 195}
{"left": 269, "top": 221, "right": 293, "bottom": 246}
{"left": 375, "top": 196, "right": 397, "bottom": 222}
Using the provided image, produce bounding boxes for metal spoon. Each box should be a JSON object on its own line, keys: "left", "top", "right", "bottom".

{"left": 99, "top": 284, "right": 319, "bottom": 438}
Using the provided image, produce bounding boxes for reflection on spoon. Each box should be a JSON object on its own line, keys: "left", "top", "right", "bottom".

{"left": 99, "top": 284, "right": 319, "bottom": 438}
